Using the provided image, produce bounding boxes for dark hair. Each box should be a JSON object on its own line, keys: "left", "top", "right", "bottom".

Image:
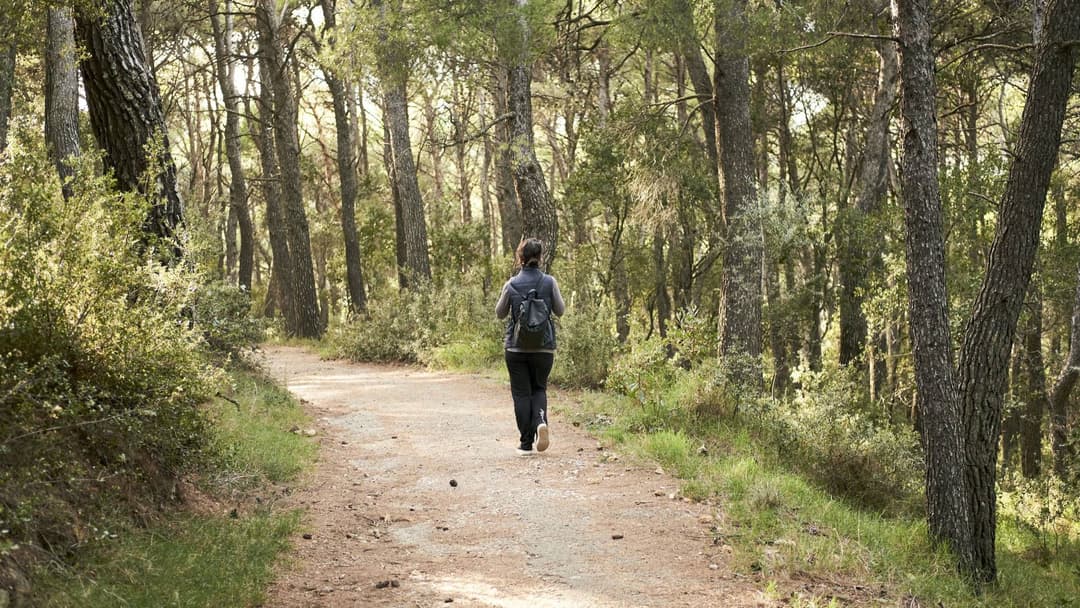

{"left": 516, "top": 238, "right": 544, "bottom": 268}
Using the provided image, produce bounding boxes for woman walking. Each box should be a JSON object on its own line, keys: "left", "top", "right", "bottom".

{"left": 495, "top": 238, "right": 566, "bottom": 454}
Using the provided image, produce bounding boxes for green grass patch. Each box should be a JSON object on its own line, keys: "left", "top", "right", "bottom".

{"left": 31, "top": 367, "right": 316, "bottom": 607}
{"left": 210, "top": 370, "right": 317, "bottom": 484}
{"left": 34, "top": 510, "right": 301, "bottom": 608}
{"left": 564, "top": 387, "right": 1080, "bottom": 607}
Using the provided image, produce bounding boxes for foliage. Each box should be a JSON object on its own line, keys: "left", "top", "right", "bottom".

{"left": 549, "top": 298, "right": 619, "bottom": 389}
{"left": 0, "top": 141, "right": 221, "bottom": 565}
{"left": 191, "top": 281, "right": 265, "bottom": 359}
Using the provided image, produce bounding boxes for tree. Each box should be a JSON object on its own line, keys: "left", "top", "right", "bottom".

{"left": 373, "top": 0, "right": 431, "bottom": 286}
{"left": 0, "top": 42, "right": 14, "bottom": 152}
{"left": 714, "top": 0, "right": 763, "bottom": 383}
{"left": 505, "top": 0, "right": 558, "bottom": 267}
{"left": 45, "top": 7, "right": 80, "bottom": 199}
{"left": 209, "top": 0, "right": 254, "bottom": 291}
{"left": 75, "top": 0, "right": 184, "bottom": 251}
{"left": 256, "top": 0, "right": 323, "bottom": 338}
{"left": 892, "top": 0, "right": 974, "bottom": 574}
{"left": 319, "top": 0, "right": 367, "bottom": 313}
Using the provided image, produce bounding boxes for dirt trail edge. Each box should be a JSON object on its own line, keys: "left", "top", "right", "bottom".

{"left": 261, "top": 346, "right": 768, "bottom": 607}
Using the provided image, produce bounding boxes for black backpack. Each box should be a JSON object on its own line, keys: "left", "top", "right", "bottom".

{"left": 512, "top": 274, "right": 551, "bottom": 349}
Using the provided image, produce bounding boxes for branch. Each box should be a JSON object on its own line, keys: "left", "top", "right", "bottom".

{"left": 780, "top": 31, "right": 898, "bottom": 54}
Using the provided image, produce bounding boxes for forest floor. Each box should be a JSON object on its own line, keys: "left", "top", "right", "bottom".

{"left": 260, "top": 345, "right": 773, "bottom": 607}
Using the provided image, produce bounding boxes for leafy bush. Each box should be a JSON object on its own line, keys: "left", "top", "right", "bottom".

{"left": 192, "top": 281, "right": 265, "bottom": 358}
{"left": 0, "top": 144, "right": 216, "bottom": 565}
{"left": 549, "top": 299, "right": 619, "bottom": 389}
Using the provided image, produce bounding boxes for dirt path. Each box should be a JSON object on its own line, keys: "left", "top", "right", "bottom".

{"left": 260, "top": 346, "right": 769, "bottom": 607}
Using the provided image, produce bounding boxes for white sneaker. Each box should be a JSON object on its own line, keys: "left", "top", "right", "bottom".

{"left": 535, "top": 423, "right": 550, "bottom": 452}
{"left": 516, "top": 447, "right": 535, "bottom": 456}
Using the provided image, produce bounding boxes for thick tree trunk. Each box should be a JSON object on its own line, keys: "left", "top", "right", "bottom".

{"left": 45, "top": 8, "right": 81, "bottom": 199}
{"left": 892, "top": 0, "right": 975, "bottom": 575}
{"left": 492, "top": 69, "right": 522, "bottom": 253}
{"left": 76, "top": 0, "right": 184, "bottom": 252}
{"left": 714, "top": 0, "right": 763, "bottom": 384}
{"left": 838, "top": 40, "right": 897, "bottom": 370}
{"left": 1020, "top": 288, "right": 1047, "bottom": 478}
{"left": 507, "top": 0, "right": 558, "bottom": 268}
{"left": 209, "top": 0, "right": 254, "bottom": 290}
{"left": 955, "top": 0, "right": 1080, "bottom": 581}
{"left": 256, "top": 0, "right": 322, "bottom": 338}
{"left": 320, "top": 0, "right": 367, "bottom": 313}
{"left": 0, "top": 43, "right": 14, "bottom": 153}
{"left": 382, "top": 111, "right": 407, "bottom": 286}
{"left": 373, "top": 0, "right": 431, "bottom": 286}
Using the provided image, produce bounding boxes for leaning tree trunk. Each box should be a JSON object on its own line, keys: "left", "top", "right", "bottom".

{"left": 256, "top": 0, "right": 322, "bottom": 338}
{"left": 955, "top": 0, "right": 1080, "bottom": 582}
{"left": 209, "top": 0, "right": 254, "bottom": 290}
{"left": 891, "top": 0, "right": 975, "bottom": 576}
{"left": 320, "top": 0, "right": 367, "bottom": 313}
{"left": 714, "top": 0, "right": 763, "bottom": 385}
{"left": 506, "top": 0, "right": 558, "bottom": 268}
{"left": 75, "top": 0, "right": 184, "bottom": 252}
{"left": 45, "top": 8, "right": 81, "bottom": 199}
{"left": 0, "top": 42, "right": 13, "bottom": 152}
{"left": 838, "top": 38, "right": 897, "bottom": 373}
{"left": 673, "top": 0, "right": 718, "bottom": 172}
{"left": 373, "top": 0, "right": 431, "bottom": 287}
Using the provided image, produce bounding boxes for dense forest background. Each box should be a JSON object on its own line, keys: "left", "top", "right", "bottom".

{"left": 2, "top": 0, "right": 1079, "bottom": 601}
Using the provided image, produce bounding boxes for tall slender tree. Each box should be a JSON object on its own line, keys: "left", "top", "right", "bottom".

{"left": 45, "top": 8, "right": 81, "bottom": 199}
{"left": 256, "top": 0, "right": 322, "bottom": 337}
{"left": 209, "top": 0, "right": 254, "bottom": 290}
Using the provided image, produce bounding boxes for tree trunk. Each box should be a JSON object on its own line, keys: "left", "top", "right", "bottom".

{"left": 673, "top": 0, "right": 717, "bottom": 171}
{"left": 714, "top": 0, "right": 763, "bottom": 384}
{"left": 1021, "top": 287, "right": 1048, "bottom": 478}
{"left": 955, "top": 0, "right": 1080, "bottom": 581}
{"left": 373, "top": 0, "right": 431, "bottom": 286}
{"left": 506, "top": 0, "right": 558, "bottom": 268}
{"left": 492, "top": 69, "right": 522, "bottom": 254}
{"left": 1049, "top": 260, "right": 1080, "bottom": 476}
{"left": 654, "top": 227, "right": 671, "bottom": 339}
{"left": 209, "top": 0, "right": 253, "bottom": 290}
{"left": 892, "top": 0, "right": 975, "bottom": 575}
{"left": 838, "top": 40, "right": 897, "bottom": 370}
{"left": 0, "top": 43, "right": 14, "bottom": 153}
{"left": 256, "top": 0, "right": 322, "bottom": 338}
{"left": 251, "top": 50, "right": 294, "bottom": 325}
{"left": 45, "top": 8, "right": 81, "bottom": 199}
{"left": 320, "top": 0, "right": 367, "bottom": 314}
{"left": 76, "top": 0, "right": 184, "bottom": 252}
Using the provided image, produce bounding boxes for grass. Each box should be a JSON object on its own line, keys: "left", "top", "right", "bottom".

{"left": 32, "top": 366, "right": 316, "bottom": 608}
{"left": 565, "top": 390, "right": 1080, "bottom": 607}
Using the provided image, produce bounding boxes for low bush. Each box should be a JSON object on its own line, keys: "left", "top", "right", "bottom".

{"left": 550, "top": 299, "right": 619, "bottom": 388}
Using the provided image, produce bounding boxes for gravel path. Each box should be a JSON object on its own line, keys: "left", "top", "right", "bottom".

{"left": 261, "top": 346, "right": 768, "bottom": 607}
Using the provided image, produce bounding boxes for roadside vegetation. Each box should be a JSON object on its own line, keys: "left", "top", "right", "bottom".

{"left": 326, "top": 289, "right": 1080, "bottom": 607}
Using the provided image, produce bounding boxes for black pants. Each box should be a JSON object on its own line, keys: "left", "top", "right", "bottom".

{"left": 504, "top": 350, "right": 554, "bottom": 447}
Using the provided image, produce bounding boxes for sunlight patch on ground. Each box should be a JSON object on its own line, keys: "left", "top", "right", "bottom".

{"left": 423, "top": 574, "right": 611, "bottom": 608}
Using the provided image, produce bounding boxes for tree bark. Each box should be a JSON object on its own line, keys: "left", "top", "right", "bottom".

{"left": 45, "top": 8, "right": 81, "bottom": 199}
{"left": 209, "top": 0, "right": 254, "bottom": 290}
{"left": 250, "top": 49, "right": 294, "bottom": 325}
{"left": 1020, "top": 287, "right": 1047, "bottom": 478}
{"left": 955, "top": 0, "right": 1080, "bottom": 581}
{"left": 506, "top": 0, "right": 558, "bottom": 268}
{"left": 492, "top": 68, "right": 522, "bottom": 254}
{"left": 892, "top": 0, "right": 975, "bottom": 575}
{"left": 0, "top": 42, "right": 14, "bottom": 153}
{"left": 256, "top": 0, "right": 322, "bottom": 337}
{"left": 672, "top": 0, "right": 718, "bottom": 171}
{"left": 76, "top": 0, "right": 184, "bottom": 252}
{"left": 373, "top": 0, "right": 431, "bottom": 286}
{"left": 838, "top": 40, "right": 897, "bottom": 371}
{"left": 1049, "top": 260, "right": 1080, "bottom": 476}
{"left": 320, "top": 0, "right": 367, "bottom": 313}
{"left": 714, "top": 0, "right": 763, "bottom": 384}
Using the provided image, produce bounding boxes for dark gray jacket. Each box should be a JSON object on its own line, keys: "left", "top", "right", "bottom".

{"left": 495, "top": 267, "right": 566, "bottom": 352}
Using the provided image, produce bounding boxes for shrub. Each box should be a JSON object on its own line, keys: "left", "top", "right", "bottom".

{"left": 192, "top": 281, "right": 265, "bottom": 358}
{"left": 550, "top": 299, "right": 619, "bottom": 388}
{"left": 0, "top": 144, "right": 216, "bottom": 568}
